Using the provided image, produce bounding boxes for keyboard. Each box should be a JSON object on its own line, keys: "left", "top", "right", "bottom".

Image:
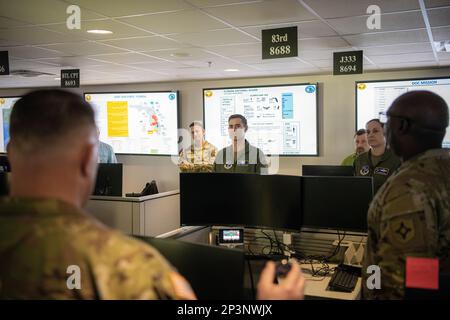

{"left": 328, "top": 264, "right": 361, "bottom": 292}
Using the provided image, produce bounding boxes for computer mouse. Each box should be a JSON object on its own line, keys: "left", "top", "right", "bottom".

{"left": 276, "top": 260, "right": 292, "bottom": 279}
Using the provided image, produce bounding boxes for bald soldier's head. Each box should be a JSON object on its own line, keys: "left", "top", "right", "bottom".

{"left": 7, "top": 89, "right": 99, "bottom": 208}
{"left": 386, "top": 90, "right": 449, "bottom": 161}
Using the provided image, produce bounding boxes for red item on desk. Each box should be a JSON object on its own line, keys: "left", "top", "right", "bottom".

{"left": 405, "top": 257, "right": 439, "bottom": 290}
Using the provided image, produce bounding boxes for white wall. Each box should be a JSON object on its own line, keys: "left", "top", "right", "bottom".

{"left": 2, "top": 67, "right": 450, "bottom": 193}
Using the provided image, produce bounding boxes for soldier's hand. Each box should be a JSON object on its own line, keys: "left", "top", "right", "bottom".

{"left": 256, "top": 260, "right": 305, "bottom": 300}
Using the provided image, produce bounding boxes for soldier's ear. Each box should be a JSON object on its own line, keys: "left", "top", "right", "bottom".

{"left": 398, "top": 118, "right": 411, "bottom": 134}
{"left": 80, "top": 142, "right": 97, "bottom": 179}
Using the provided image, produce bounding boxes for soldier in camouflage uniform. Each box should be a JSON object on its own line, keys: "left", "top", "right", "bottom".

{"left": 363, "top": 90, "right": 450, "bottom": 299}
{"left": 0, "top": 198, "right": 183, "bottom": 299}
{"left": 0, "top": 90, "right": 195, "bottom": 300}
{"left": 0, "top": 89, "right": 305, "bottom": 300}
{"left": 178, "top": 122, "right": 218, "bottom": 173}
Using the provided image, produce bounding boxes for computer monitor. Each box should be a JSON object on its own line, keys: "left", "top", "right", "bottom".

{"left": 93, "top": 163, "right": 123, "bottom": 196}
{"left": 0, "top": 155, "right": 11, "bottom": 172}
{"left": 301, "top": 176, "right": 373, "bottom": 232}
{"left": 180, "top": 173, "right": 302, "bottom": 231}
{"left": 134, "top": 236, "right": 245, "bottom": 300}
{"left": 0, "top": 172, "right": 9, "bottom": 197}
{"left": 302, "top": 165, "right": 354, "bottom": 177}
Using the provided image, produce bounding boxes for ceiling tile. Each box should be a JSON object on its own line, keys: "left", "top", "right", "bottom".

{"left": 185, "top": 0, "right": 263, "bottom": 8}
{"left": 432, "top": 26, "right": 450, "bottom": 40}
{"left": 298, "top": 47, "right": 354, "bottom": 59}
{"left": 344, "top": 29, "right": 429, "bottom": 47}
{"left": 427, "top": 7, "right": 450, "bottom": 27}
{"left": 34, "top": 56, "right": 113, "bottom": 68}
{"left": 206, "top": 43, "right": 261, "bottom": 57}
{"left": 86, "top": 64, "right": 143, "bottom": 73}
{"left": 122, "top": 61, "right": 178, "bottom": 71}
{"left": 68, "top": 0, "right": 191, "bottom": 17}
{"left": 247, "top": 60, "right": 314, "bottom": 71}
{"left": 42, "top": 19, "right": 151, "bottom": 41}
{"left": 100, "top": 36, "right": 184, "bottom": 52}
{"left": 4, "top": 45, "right": 67, "bottom": 59}
{"left": 2, "top": 0, "right": 103, "bottom": 24}
{"left": 179, "top": 57, "right": 253, "bottom": 70}
{"left": 203, "top": 0, "right": 315, "bottom": 26}
{"left": 301, "top": 0, "right": 420, "bottom": 19}
{"left": 296, "top": 20, "right": 338, "bottom": 38}
{"left": 139, "top": 47, "right": 220, "bottom": 61}
{"left": 361, "top": 43, "right": 432, "bottom": 55}
{"left": 0, "top": 17, "right": 31, "bottom": 28}
{"left": 438, "top": 52, "right": 450, "bottom": 60}
{"left": 86, "top": 52, "right": 162, "bottom": 64}
{"left": 0, "top": 26, "right": 83, "bottom": 46}
{"left": 308, "top": 59, "right": 333, "bottom": 67}
{"left": 377, "top": 61, "right": 438, "bottom": 69}
{"left": 299, "top": 36, "right": 349, "bottom": 49}
{"left": 38, "top": 41, "right": 129, "bottom": 55}
{"left": 424, "top": 0, "right": 450, "bottom": 9}
{"left": 237, "top": 55, "right": 311, "bottom": 66}
{"left": 169, "top": 29, "right": 259, "bottom": 46}
{"left": 9, "top": 59, "right": 60, "bottom": 72}
{"left": 367, "top": 52, "right": 436, "bottom": 64}
{"left": 326, "top": 11, "right": 425, "bottom": 35}
{"left": 118, "top": 10, "right": 229, "bottom": 34}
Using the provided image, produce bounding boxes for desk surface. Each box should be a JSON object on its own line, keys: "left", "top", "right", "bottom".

{"left": 299, "top": 263, "right": 361, "bottom": 300}
{"left": 90, "top": 189, "right": 179, "bottom": 202}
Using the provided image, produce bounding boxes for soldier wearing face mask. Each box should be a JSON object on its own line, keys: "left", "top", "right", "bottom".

{"left": 214, "top": 114, "right": 268, "bottom": 174}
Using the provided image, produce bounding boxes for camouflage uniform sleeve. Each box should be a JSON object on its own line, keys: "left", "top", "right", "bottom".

{"left": 363, "top": 193, "right": 383, "bottom": 299}
{"left": 363, "top": 180, "right": 437, "bottom": 299}
{"left": 94, "top": 233, "right": 188, "bottom": 300}
{"left": 178, "top": 149, "right": 186, "bottom": 165}
{"left": 210, "top": 145, "right": 218, "bottom": 164}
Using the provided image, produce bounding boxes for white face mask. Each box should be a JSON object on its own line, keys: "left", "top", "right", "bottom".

{"left": 228, "top": 128, "right": 245, "bottom": 142}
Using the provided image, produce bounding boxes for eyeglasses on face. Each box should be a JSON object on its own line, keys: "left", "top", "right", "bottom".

{"left": 378, "top": 111, "right": 412, "bottom": 124}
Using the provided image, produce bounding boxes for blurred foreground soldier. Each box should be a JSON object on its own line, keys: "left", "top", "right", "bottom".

{"left": 363, "top": 91, "right": 450, "bottom": 299}
{"left": 0, "top": 89, "right": 305, "bottom": 300}
{"left": 178, "top": 121, "right": 217, "bottom": 172}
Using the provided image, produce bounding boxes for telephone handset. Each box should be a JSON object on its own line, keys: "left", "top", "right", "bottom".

{"left": 126, "top": 180, "right": 158, "bottom": 197}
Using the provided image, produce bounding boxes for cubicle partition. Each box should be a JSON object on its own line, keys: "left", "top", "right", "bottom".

{"left": 85, "top": 190, "right": 180, "bottom": 237}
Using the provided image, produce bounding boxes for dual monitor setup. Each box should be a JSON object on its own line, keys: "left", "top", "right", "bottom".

{"left": 180, "top": 169, "right": 374, "bottom": 234}
{"left": 169, "top": 168, "right": 373, "bottom": 299}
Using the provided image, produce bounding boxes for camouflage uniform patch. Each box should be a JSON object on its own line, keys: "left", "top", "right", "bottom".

{"left": 390, "top": 217, "right": 415, "bottom": 243}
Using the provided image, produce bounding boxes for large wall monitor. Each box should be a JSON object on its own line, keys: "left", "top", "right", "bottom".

{"left": 0, "top": 97, "right": 20, "bottom": 153}
{"left": 356, "top": 77, "right": 450, "bottom": 148}
{"left": 203, "top": 83, "right": 318, "bottom": 155}
{"left": 85, "top": 91, "right": 179, "bottom": 155}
